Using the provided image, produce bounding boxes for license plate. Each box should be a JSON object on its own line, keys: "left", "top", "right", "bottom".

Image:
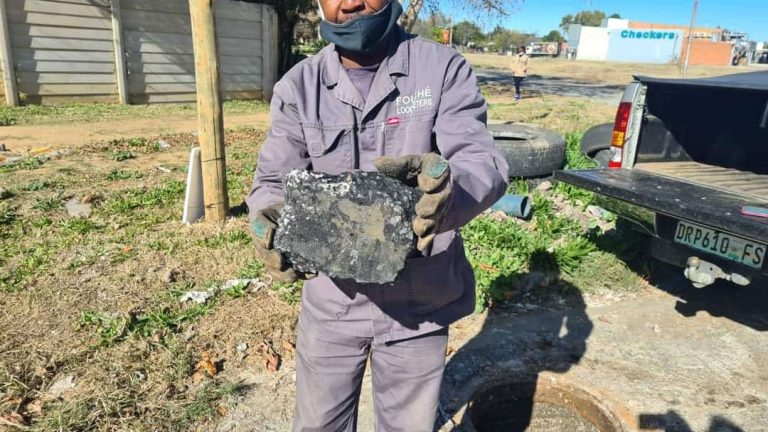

{"left": 675, "top": 221, "right": 766, "bottom": 269}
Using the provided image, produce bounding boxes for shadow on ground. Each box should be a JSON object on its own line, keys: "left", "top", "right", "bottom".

{"left": 595, "top": 224, "right": 768, "bottom": 332}
{"left": 475, "top": 69, "right": 625, "bottom": 104}
{"left": 436, "top": 265, "right": 594, "bottom": 431}
{"left": 639, "top": 410, "right": 746, "bottom": 432}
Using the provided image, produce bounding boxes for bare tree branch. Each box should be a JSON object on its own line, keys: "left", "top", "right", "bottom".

{"left": 399, "top": 0, "right": 523, "bottom": 32}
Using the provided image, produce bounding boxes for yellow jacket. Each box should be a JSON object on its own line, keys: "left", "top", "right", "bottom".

{"left": 512, "top": 53, "right": 529, "bottom": 77}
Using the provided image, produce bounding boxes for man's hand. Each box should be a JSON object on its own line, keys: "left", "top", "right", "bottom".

{"left": 250, "top": 203, "right": 315, "bottom": 283}
{"left": 374, "top": 153, "right": 453, "bottom": 252}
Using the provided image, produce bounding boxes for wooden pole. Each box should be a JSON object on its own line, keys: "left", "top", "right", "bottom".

{"left": 0, "top": 0, "right": 19, "bottom": 106}
{"left": 110, "top": 0, "right": 129, "bottom": 104}
{"left": 189, "top": 0, "right": 229, "bottom": 222}
{"left": 682, "top": 0, "right": 699, "bottom": 77}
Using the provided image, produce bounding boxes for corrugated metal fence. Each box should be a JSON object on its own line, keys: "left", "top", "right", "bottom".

{"left": 0, "top": 0, "right": 277, "bottom": 105}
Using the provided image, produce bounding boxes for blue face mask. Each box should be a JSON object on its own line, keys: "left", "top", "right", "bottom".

{"left": 320, "top": 1, "right": 403, "bottom": 55}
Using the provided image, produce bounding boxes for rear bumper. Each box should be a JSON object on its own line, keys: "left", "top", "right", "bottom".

{"left": 554, "top": 168, "right": 768, "bottom": 278}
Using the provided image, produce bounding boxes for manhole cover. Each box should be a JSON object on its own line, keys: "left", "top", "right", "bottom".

{"left": 466, "top": 380, "right": 625, "bottom": 432}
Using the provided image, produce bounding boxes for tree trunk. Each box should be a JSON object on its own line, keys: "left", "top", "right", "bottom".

{"left": 400, "top": 0, "right": 423, "bottom": 33}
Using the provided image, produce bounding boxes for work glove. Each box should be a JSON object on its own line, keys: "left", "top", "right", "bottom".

{"left": 250, "top": 203, "right": 315, "bottom": 283}
{"left": 374, "top": 153, "right": 453, "bottom": 253}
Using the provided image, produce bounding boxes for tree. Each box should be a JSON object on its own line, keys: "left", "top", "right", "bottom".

{"left": 542, "top": 30, "right": 565, "bottom": 43}
{"left": 542, "top": 30, "right": 561, "bottom": 42}
{"left": 248, "top": 0, "right": 315, "bottom": 75}
{"left": 453, "top": 20, "right": 484, "bottom": 47}
{"left": 487, "top": 26, "right": 530, "bottom": 51}
{"left": 559, "top": 10, "right": 621, "bottom": 31}
{"left": 399, "top": 0, "right": 523, "bottom": 33}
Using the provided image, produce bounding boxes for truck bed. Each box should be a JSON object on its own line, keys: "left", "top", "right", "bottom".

{"left": 635, "top": 162, "right": 768, "bottom": 201}
{"left": 554, "top": 168, "right": 768, "bottom": 242}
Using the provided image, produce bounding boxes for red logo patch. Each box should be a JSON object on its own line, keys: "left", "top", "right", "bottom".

{"left": 387, "top": 117, "right": 400, "bottom": 125}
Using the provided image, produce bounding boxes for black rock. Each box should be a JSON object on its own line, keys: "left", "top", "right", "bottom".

{"left": 274, "top": 170, "right": 420, "bottom": 284}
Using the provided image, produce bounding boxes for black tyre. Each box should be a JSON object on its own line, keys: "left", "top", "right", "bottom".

{"left": 580, "top": 122, "right": 613, "bottom": 156}
{"left": 488, "top": 123, "right": 566, "bottom": 178}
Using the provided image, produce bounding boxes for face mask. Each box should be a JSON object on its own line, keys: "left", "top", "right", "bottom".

{"left": 320, "top": 1, "right": 403, "bottom": 55}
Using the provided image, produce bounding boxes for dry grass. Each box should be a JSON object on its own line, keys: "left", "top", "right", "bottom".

{"left": 466, "top": 54, "right": 743, "bottom": 85}
{"left": 486, "top": 94, "right": 616, "bottom": 134}
{"left": 0, "top": 129, "right": 300, "bottom": 431}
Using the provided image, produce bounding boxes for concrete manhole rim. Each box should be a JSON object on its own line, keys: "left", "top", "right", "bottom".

{"left": 457, "top": 375, "right": 629, "bottom": 432}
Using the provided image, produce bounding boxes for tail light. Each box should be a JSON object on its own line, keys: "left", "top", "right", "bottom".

{"left": 608, "top": 102, "right": 632, "bottom": 169}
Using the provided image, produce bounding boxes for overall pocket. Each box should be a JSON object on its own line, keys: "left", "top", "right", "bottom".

{"left": 303, "top": 127, "right": 353, "bottom": 174}
{"left": 383, "top": 115, "right": 435, "bottom": 156}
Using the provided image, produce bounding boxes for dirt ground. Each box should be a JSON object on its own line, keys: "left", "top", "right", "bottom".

{"left": 216, "top": 276, "right": 768, "bottom": 432}
{"left": 465, "top": 55, "right": 747, "bottom": 85}
{"left": 0, "top": 112, "right": 270, "bottom": 153}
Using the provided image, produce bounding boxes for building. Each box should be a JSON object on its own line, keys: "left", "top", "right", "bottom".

{"left": 0, "top": 0, "right": 279, "bottom": 106}
{"left": 567, "top": 18, "right": 744, "bottom": 66}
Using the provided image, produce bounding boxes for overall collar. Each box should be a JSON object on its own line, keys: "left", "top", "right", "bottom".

{"left": 321, "top": 27, "right": 410, "bottom": 89}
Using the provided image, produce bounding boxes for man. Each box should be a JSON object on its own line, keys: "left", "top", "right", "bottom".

{"left": 512, "top": 46, "right": 529, "bottom": 100}
{"left": 246, "top": 0, "right": 509, "bottom": 430}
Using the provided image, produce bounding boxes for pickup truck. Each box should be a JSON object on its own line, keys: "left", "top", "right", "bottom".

{"left": 555, "top": 72, "right": 768, "bottom": 287}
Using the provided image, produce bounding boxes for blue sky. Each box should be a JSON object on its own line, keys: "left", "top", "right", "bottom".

{"left": 438, "top": 0, "right": 768, "bottom": 42}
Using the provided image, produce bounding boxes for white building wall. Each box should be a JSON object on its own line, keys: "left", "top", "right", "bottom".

{"left": 604, "top": 18, "right": 630, "bottom": 29}
{"left": 576, "top": 26, "right": 610, "bottom": 61}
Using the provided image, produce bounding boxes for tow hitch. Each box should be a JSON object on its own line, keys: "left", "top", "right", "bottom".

{"left": 684, "top": 257, "right": 752, "bottom": 288}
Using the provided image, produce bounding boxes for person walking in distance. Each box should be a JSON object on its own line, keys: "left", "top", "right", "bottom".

{"left": 512, "top": 46, "right": 529, "bottom": 100}
{"left": 246, "top": 0, "right": 509, "bottom": 430}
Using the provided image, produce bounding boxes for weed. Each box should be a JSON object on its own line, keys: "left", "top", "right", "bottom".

{"left": 80, "top": 301, "right": 215, "bottom": 347}
{"left": 271, "top": 281, "right": 302, "bottom": 305}
{"left": 106, "top": 169, "right": 144, "bottom": 181}
{"left": 33, "top": 195, "right": 63, "bottom": 211}
{"left": 19, "top": 180, "right": 50, "bottom": 191}
{"left": 0, "top": 203, "right": 15, "bottom": 225}
{"left": 148, "top": 239, "right": 177, "bottom": 253}
{"left": 238, "top": 258, "right": 264, "bottom": 279}
{"left": 32, "top": 216, "right": 53, "bottom": 228}
{"left": 113, "top": 151, "right": 136, "bottom": 162}
{"left": 0, "top": 108, "right": 17, "bottom": 126}
{"left": 224, "top": 281, "right": 248, "bottom": 298}
{"left": 101, "top": 180, "right": 185, "bottom": 216}
{"left": 0, "top": 244, "right": 51, "bottom": 293}
{"left": 198, "top": 230, "right": 251, "bottom": 248}
{"left": 0, "top": 156, "right": 42, "bottom": 173}
{"left": 554, "top": 237, "right": 598, "bottom": 275}
{"left": 61, "top": 218, "right": 98, "bottom": 235}
{"left": 79, "top": 311, "right": 130, "bottom": 347}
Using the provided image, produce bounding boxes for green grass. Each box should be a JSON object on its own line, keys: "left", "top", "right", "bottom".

{"left": 19, "top": 179, "right": 51, "bottom": 191}
{"left": 112, "top": 150, "right": 136, "bottom": 161}
{"left": 197, "top": 230, "right": 251, "bottom": 248}
{"left": 0, "top": 99, "right": 269, "bottom": 126}
{"left": 106, "top": 169, "right": 145, "bottom": 181}
{"left": 463, "top": 131, "right": 644, "bottom": 309}
{"left": 0, "top": 156, "right": 43, "bottom": 173}
{"left": 100, "top": 180, "right": 185, "bottom": 217}
{"left": 33, "top": 195, "right": 63, "bottom": 211}
{"left": 79, "top": 300, "right": 215, "bottom": 348}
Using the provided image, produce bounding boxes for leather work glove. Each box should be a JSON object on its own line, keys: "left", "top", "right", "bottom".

{"left": 374, "top": 153, "right": 453, "bottom": 253}
{"left": 250, "top": 203, "right": 315, "bottom": 283}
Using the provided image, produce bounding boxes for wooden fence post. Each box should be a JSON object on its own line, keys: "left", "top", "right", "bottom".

{"left": 189, "top": 0, "right": 229, "bottom": 222}
{"left": 110, "top": 0, "right": 129, "bottom": 104}
{"left": 261, "top": 4, "right": 276, "bottom": 100}
{"left": 0, "top": 0, "right": 18, "bottom": 106}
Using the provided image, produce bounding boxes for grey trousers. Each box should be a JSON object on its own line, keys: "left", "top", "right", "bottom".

{"left": 292, "top": 314, "right": 449, "bottom": 432}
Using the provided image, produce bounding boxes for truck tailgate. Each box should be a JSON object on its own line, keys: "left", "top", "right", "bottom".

{"left": 554, "top": 168, "right": 768, "bottom": 242}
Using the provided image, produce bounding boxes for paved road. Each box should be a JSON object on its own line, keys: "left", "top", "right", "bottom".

{"left": 476, "top": 68, "right": 626, "bottom": 105}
